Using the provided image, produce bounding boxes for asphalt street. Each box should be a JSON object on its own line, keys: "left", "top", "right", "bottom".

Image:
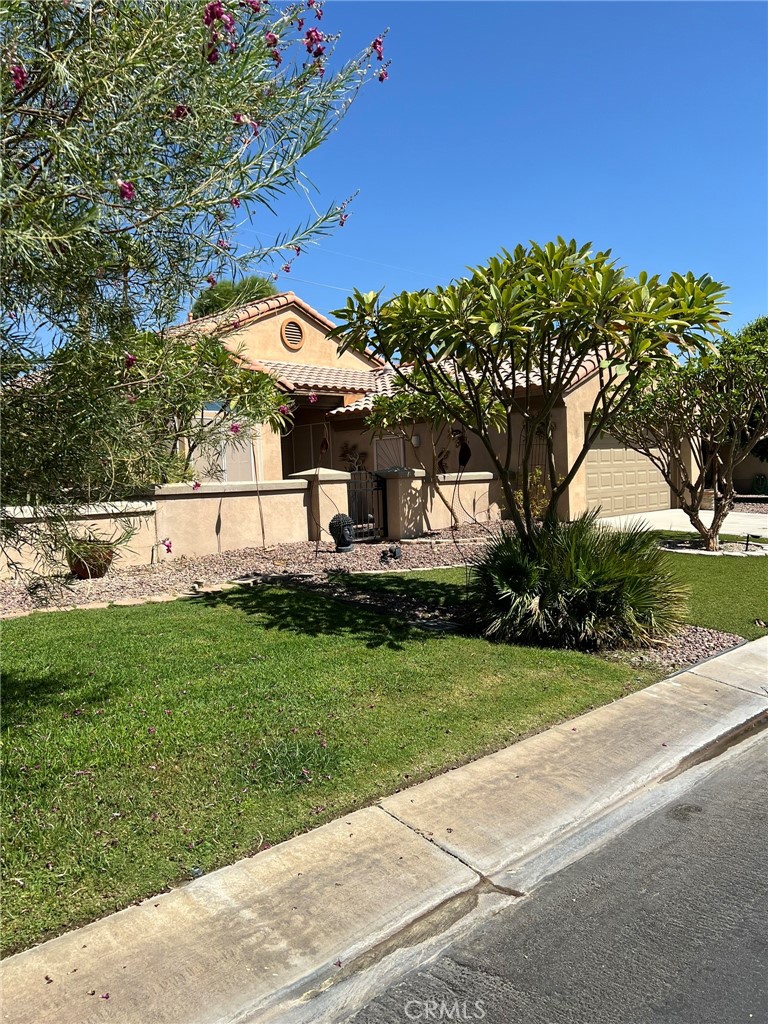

{"left": 349, "top": 732, "right": 768, "bottom": 1024}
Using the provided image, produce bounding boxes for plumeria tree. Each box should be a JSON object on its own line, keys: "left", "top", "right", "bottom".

{"left": 1, "top": 0, "right": 387, "bottom": 573}
{"left": 332, "top": 239, "right": 728, "bottom": 550}
{"left": 611, "top": 316, "right": 768, "bottom": 550}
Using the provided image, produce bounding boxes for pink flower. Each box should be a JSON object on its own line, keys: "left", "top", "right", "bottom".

{"left": 217, "top": 238, "right": 230, "bottom": 249}
{"left": 220, "top": 11, "right": 235, "bottom": 32}
{"left": 233, "top": 111, "right": 246, "bottom": 123}
{"left": 206, "top": 46, "right": 220, "bottom": 64}
{"left": 230, "top": 196, "right": 241, "bottom": 208}
{"left": 314, "top": 5, "right": 323, "bottom": 20}
{"left": 229, "top": 422, "right": 242, "bottom": 434}
{"left": 308, "top": 391, "right": 318, "bottom": 404}
{"left": 125, "top": 352, "right": 137, "bottom": 368}
{"left": 203, "top": 1, "right": 225, "bottom": 26}
{"left": 278, "top": 404, "right": 290, "bottom": 415}
{"left": 192, "top": 481, "right": 201, "bottom": 490}
{"left": 264, "top": 31, "right": 278, "bottom": 46}
{"left": 240, "top": 0, "right": 260, "bottom": 10}
{"left": 161, "top": 537, "right": 172, "bottom": 554}
{"left": 206, "top": 274, "right": 217, "bottom": 287}
{"left": 281, "top": 263, "right": 291, "bottom": 273}
{"left": 305, "top": 27, "right": 323, "bottom": 53}
{"left": 147, "top": 727, "right": 156, "bottom": 735}
{"left": 339, "top": 213, "right": 348, "bottom": 227}
{"left": 10, "top": 64, "right": 28, "bottom": 91}
{"left": 378, "top": 69, "right": 388, "bottom": 83}
{"left": 171, "top": 104, "right": 190, "bottom": 120}
{"left": 118, "top": 180, "right": 135, "bottom": 201}
{"left": 313, "top": 45, "right": 325, "bottom": 57}
{"left": 293, "top": 246, "right": 301, "bottom": 255}
{"left": 270, "top": 48, "right": 281, "bottom": 66}
{"left": 297, "top": 17, "right": 304, "bottom": 29}
{"left": 371, "top": 37, "right": 384, "bottom": 61}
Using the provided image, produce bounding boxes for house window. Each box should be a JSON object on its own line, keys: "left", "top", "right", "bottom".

{"left": 281, "top": 319, "right": 305, "bottom": 352}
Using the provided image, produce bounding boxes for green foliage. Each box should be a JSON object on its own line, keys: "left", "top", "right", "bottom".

{"left": 2, "top": 0, "right": 377, "bottom": 347}
{"left": 612, "top": 315, "right": 768, "bottom": 546}
{"left": 332, "top": 239, "right": 728, "bottom": 544}
{"left": 190, "top": 275, "right": 278, "bottom": 320}
{"left": 469, "top": 512, "right": 687, "bottom": 650}
{"left": 1, "top": 334, "right": 285, "bottom": 508}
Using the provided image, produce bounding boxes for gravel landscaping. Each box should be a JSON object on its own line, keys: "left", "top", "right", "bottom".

{"left": 1, "top": 525, "right": 753, "bottom": 675}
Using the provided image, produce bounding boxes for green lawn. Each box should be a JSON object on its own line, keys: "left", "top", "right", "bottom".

{"left": 341, "top": 551, "right": 768, "bottom": 641}
{"left": 1, "top": 585, "right": 658, "bottom": 956}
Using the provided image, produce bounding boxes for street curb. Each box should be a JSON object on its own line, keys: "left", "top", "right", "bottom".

{"left": 2, "top": 638, "right": 766, "bottom": 1024}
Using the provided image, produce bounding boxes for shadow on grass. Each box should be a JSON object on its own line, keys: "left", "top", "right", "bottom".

{"left": 329, "top": 571, "right": 470, "bottom": 611}
{"left": 196, "top": 580, "right": 418, "bottom": 651}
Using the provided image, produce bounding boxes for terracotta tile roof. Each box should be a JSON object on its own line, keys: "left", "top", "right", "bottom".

{"left": 328, "top": 368, "right": 397, "bottom": 414}
{"left": 247, "top": 360, "right": 384, "bottom": 395}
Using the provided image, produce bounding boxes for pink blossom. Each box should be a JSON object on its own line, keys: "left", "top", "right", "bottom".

{"left": 217, "top": 238, "right": 230, "bottom": 249}
{"left": 171, "top": 104, "right": 190, "bottom": 119}
{"left": 240, "top": 0, "right": 260, "bottom": 10}
{"left": 229, "top": 422, "right": 242, "bottom": 434}
{"left": 118, "top": 180, "right": 135, "bottom": 201}
{"left": 192, "top": 481, "right": 201, "bottom": 490}
{"left": 203, "top": 2, "right": 225, "bottom": 26}
{"left": 281, "top": 263, "right": 291, "bottom": 273}
{"left": 297, "top": 17, "right": 304, "bottom": 29}
{"left": 220, "top": 11, "right": 235, "bottom": 33}
{"left": 230, "top": 196, "right": 241, "bottom": 208}
{"left": 147, "top": 727, "right": 156, "bottom": 735}
{"left": 206, "top": 274, "right": 217, "bottom": 287}
{"left": 206, "top": 46, "right": 220, "bottom": 64}
{"left": 264, "top": 31, "right": 278, "bottom": 46}
{"left": 308, "top": 391, "right": 318, "bottom": 404}
{"left": 271, "top": 48, "right": 282, "bottom": 66}
{"left": 371, "top": 37, "right": 384, "bottom": 61}
{"left": 233, "top": 112, "right": 246, "bottom": 123}
{"left": 161, "top": 537, "right": 172, "bottom": 553}
{"left": 378, "top": 69, "right": 388, "bottom": 83}
{"left": 339, "top": 213, "right": 348, "bottom": 227}
{"left": 125, "top": 352, "right": 137, "bottom": 368}
{"left": 305, "top": 27, "right": 323, "bottom": 52}
{"left": 279, "top": 404, "right": 290, "bottom": 415}
{"left": 10, "top": 64, "right": 28, "bottom": 91}
{"left": 293, "top": 246, "right": 301, "bottom": 255}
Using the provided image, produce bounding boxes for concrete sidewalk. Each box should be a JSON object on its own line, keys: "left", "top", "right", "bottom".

{"left": 2, "top": 638, "right": 767, "bottom": 1024}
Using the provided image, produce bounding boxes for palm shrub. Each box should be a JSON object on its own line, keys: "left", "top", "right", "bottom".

{"left": 468, "top": 511, "right": 687, "bottom": 650}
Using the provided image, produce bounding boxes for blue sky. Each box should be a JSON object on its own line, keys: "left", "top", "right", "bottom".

{"left": 238, "top": 1, "right": 767, "bottom": 331}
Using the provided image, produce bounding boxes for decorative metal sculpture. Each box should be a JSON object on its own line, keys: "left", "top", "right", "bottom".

{"left": 329, "top": 513, "right": 356, "bottom": 553}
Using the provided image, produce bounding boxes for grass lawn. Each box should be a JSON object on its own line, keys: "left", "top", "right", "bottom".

{"left": 340, "top": 552, "right": 768, "bottom": 641}
{"left": 1, "top": 585, "right": 660, "bottom": 957}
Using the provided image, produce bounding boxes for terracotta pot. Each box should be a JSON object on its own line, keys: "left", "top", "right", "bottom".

{"left": 66, "top": 543, "right": 115, "bottom": 579}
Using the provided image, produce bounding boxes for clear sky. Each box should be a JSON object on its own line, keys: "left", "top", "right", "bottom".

{"left": 236, "top": 1, "right": 767, "bottom": 331}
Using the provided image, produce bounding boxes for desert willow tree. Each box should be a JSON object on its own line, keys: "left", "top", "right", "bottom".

{"left": 611, "top": 316, "right": 768, "bottom": 551}
{"left": 1, "top": 0, "right": 388, "bottom": 570}
{"left": 332, "top": 240, "right": 728, "bottom": 551}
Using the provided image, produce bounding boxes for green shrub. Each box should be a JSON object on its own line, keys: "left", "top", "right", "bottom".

{"left": 468, "top": 511, "right": 687, "bottom": 650}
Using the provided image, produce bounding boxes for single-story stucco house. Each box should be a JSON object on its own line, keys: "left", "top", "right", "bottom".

{"left": 175, "top": 290, "right": 683, "bottom": 530}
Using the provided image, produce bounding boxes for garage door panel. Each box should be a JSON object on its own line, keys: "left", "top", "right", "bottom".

{"left": 586, "top": 434, "right": 670, "bottom": 517}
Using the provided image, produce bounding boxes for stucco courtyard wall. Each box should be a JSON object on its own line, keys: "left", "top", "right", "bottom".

{"left": 379, "top": 470, "right": 501, "bottom": 540}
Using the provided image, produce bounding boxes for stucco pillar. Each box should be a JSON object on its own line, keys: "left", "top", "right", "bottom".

{"left": 290, "top": 468, "right": 351, "bottom": 542}
{"left": 377, "top": 468, "right": 426, "bottom": 540}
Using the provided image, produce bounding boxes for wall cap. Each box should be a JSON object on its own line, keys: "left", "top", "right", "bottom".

{"left": 290, "top": 468, "right": 351, "bottom": 483}
{"left": 3, "top": 500, "right": 156, "bottom": 521}
{"left": 376, "top": 467, "right": 426, "bottom": 479}
{"left": 155, "top": 480, "right": 308, "bottom": 498}
{"left": 437, "top": 472, "right": 495, "bottom": 483}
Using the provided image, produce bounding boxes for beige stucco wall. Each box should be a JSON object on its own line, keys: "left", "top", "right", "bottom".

{"left": 155, "top": 481, "right": 309, "bottom": 556}
{"left": 1, "top": 502, "right": 158, "bottom": 580}
{"left": 380, "top": 470, "right": 500, "bottom": 540}
{"left": 223, "top": 305, "right": 375, "bottom": 370}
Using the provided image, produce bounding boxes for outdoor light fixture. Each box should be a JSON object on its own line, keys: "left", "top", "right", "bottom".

{"left": 411, "top": 434, "right": 421, "bottom": 448}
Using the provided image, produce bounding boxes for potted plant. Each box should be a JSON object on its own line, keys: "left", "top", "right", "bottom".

{"left": 65, "top": 532, "right": 117, "bottom": 579}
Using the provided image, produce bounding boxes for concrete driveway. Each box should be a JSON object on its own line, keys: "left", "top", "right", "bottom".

{"left": 600, "top": 507, "right": 768, "bottom": 538}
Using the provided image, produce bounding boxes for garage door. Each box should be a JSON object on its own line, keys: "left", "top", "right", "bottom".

{"left": 585, "top": 433, "right": 670, "bottom": 516}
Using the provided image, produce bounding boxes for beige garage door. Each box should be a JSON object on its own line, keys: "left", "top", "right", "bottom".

{"left": 585, "top": 433, "right": 670, "bottom": 516}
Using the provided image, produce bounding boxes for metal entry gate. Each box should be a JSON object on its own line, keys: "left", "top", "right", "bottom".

{"left": 348, "top": 470, "right": 387, "bottom": 541}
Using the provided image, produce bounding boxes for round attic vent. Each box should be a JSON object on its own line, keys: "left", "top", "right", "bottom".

{"left": 281, "top": 319, "right": 304, "bottom": 352}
